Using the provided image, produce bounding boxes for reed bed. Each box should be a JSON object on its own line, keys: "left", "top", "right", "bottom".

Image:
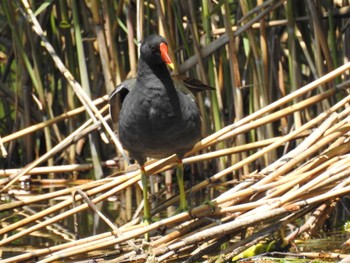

{"left": 1, "top": 0, "right": 350, "bottom": 262}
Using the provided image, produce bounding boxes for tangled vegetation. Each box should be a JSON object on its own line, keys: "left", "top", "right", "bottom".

{"left": 1, "top": 0, "right": 350, "bottom": 262}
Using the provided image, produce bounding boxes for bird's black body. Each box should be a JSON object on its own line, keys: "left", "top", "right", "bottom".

{"left": 110, "top": 35, "right": 201, "bottom": 165}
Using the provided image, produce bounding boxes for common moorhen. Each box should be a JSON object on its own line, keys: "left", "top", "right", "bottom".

{"left": 109, "top": 34, "right": 212, "bottom": 223}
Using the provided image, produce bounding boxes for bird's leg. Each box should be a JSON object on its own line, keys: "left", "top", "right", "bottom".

{"left": 176, "top": 159, "right": 188, "bottom": 211}
{"left": 141, "top": 166, "right": 151, "bottom": 225}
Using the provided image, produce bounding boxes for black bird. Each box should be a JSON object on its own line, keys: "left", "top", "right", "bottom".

{"left": 109, "top": 34, "right": 212, "bottom": 224}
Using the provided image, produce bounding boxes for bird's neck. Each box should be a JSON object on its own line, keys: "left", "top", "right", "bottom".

{"left": 137, "top": 59, "right": 174, "bottom": 89}
{"left": 137, "top": 58, "right": 181, "bottom": 116}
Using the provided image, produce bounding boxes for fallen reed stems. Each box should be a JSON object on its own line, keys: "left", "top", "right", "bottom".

{"left": 0, "top": 96, "right": 108, "bottom": 146}
{"left": 189, "top": 61, "right": 350, "bottom": 155}
{"left": 4, "top": 111, "right": 350, "bottom": 260}
{"left": 4, "top": 86, "right": 350, "bottom": 261}
{"left": 0, "top": 163, "right": 93, "bottom": 176}
{"left": 0, "top": 103, "right": 110, "bottom": 191}
{"left": 0, "top": 178, "right": 110, "bottom": 211}
{"left": 0, "top": 155, "right": 178, "bottom": 245}
{"left": 24, "top": 158, "right": 350, "bottom": 262}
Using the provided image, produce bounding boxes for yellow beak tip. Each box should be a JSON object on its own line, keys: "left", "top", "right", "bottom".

{"left": 168, "top": 63, "right": 175, "bottom": 70}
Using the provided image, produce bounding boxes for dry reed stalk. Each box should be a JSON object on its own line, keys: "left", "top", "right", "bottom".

{"left": 288, "top": 184, "right": 350, "bottom": 209}
{"left": 218, "top": 97, "right": 344, "bottom": 146}
{"left": 178, "top": 0, "right": 284, "bottom": 73}
{"left": 143, "top": 134, "right": 310, "bottom": 211}
{"left": 259, "top": 113, "right": 350, "bottom": 190}
{"left": 213, "top": 180, "right": 286, "bottom": 210}
{"left": 266, "top": 141, "right": 350, "bottom": 185}
{"left": 150, "top": 217, "right": 212, "bottom": 248}
{"left": 189, "top": 237, "right": 230, "bottom": 262}
{"left": 221, "top": 223, "right": 284, "bottom": 262}
{"left": 256, "top": 125, "right": 350, "bottom": 188}
{"left": 285, "top": 202, "right": 333, "bottom": 241}
{"left": 265, "top": 162, "right": 335, "bottom": 199}
{"left": 238, "top": 168, "right": 349, "bottom": 220}
{"left": 36, "top": 212, "right": 196, "bottom": 263}
{"left": 260, "top": 112, "right": 339, "bottom": 175}
{"left": 0, "top": 178, "right": 110, "bottom": 211}
{"left": 2, "top": 184, "right": 121, "bottom": 245}
{"left": 39, "top": 201, "right": 230, "bottom": 262}
{"left": 151, "top": 187, "right": 276, "bottom": 251}
{"left": 313, "top": 164, "right": 350, "bottom": 191}
{"left": 0, "top": 105, "right": 111, "bottom": 191}
{"left": 0, "top": 135, "right": 7, "bottom": 157}
{"left": 0, "top": 118, "right": 95, "bottom": 190}
{"left": 198, "top": 86, "right": 338, "bottom": 153}
{"left": 189, "top": 61, "right": 350, "bottom": 155}
{"left": 0, "top": 231, "right": 119, "bottom": 263}
{"left": 152, "top": 207, "right": 290, "bottom": 257}
{"left": 241, "top": 177, "right": 350, "bottom": 223}
{"left": 212, "top": 7, "right": 350, "bottom": 35}
{"left": 152, "top": 130, "right": 311, "bottom": 176}
{"left": 153, "top": 201, "right": 249, "bottom": 249}
{"left": 302, "top": 252, "right": 348, "bottom": 261}
{"left": 275, "top": 151, "right": 350, "bottom": 206}
{"left": 1, "top": 96, "right": 107, "bottom": 145}
{"left": 73, "top": 189, "right": 138, "bottom": 250}
{"left": 90, "top": 1, "right": 115, "bottom": 95}
{"left": 265, "top": 128, "right": 350, "bottom": 186}
{"left": 38, "top": 213, "right": 225, "bottom": 262}
{"left": 0, "top": 163, "right": 93, "bottom": 176}
{"left": 220, "top": 197, "right": 281, "bottom": 214}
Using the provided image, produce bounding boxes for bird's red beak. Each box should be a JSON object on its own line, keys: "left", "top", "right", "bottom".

{"left": 160, "top": 42, "right": 174, "bottom": 69}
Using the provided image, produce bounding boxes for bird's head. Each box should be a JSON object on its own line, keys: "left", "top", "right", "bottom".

{"left": 140, "top": 34, "right": 174, "bottom": 69}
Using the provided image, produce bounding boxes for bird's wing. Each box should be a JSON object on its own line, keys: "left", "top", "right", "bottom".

{"left": 172, "top": 76, "right": 214, "bottom": 104}
{"left": 172, "top": 75, "right": 214, "bottom": 95}
{"left": 109, "top": 78, "right": 136, "bottom": 123}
